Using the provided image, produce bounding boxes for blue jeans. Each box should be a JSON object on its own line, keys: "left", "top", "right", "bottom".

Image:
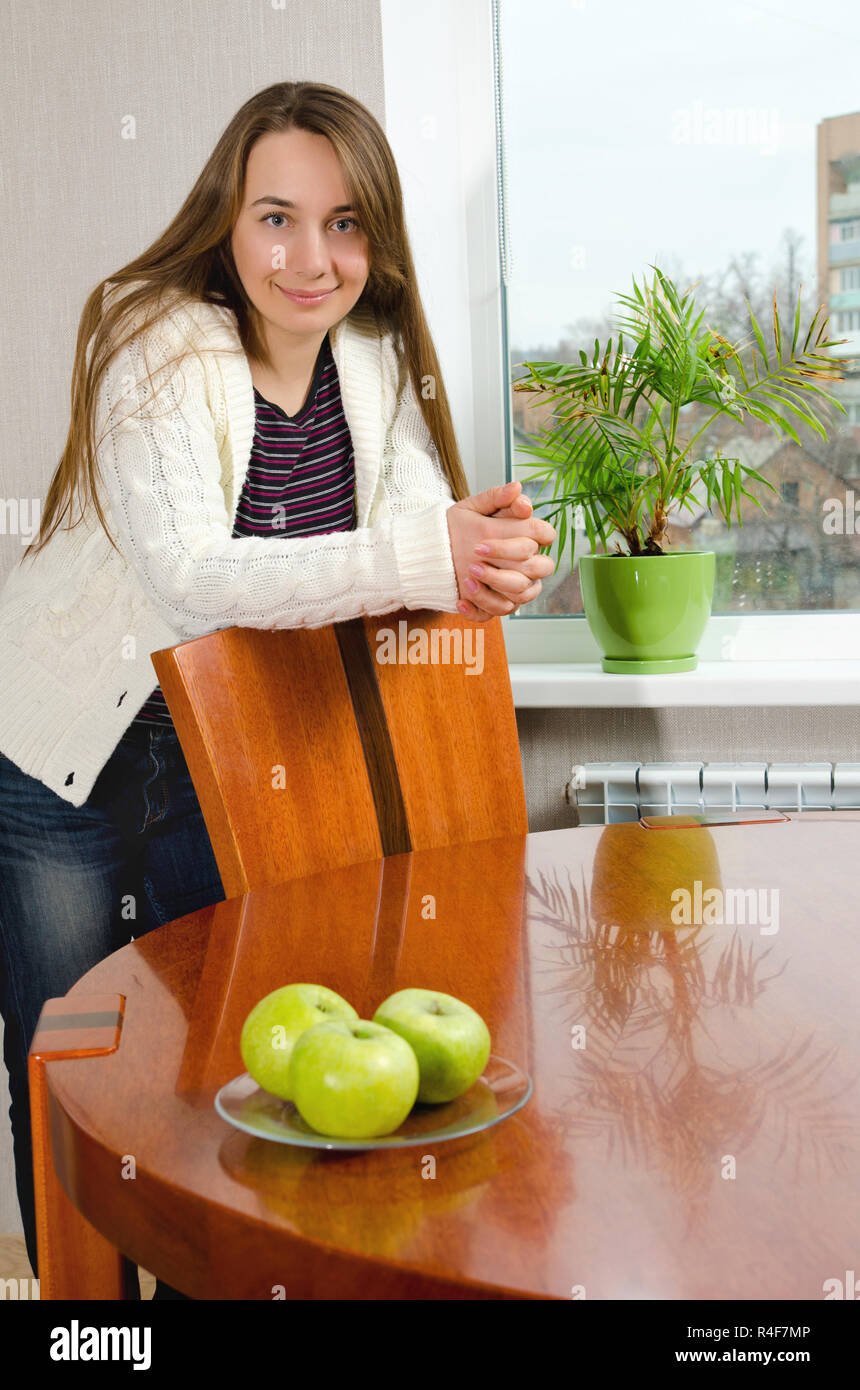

{"left": 0, "top": 719, "right": 225, "bottom": 1298}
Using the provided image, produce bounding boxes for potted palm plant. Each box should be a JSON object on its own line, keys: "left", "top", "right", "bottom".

{"left": 513, "top": 266, "right": 848, "bottom": 672}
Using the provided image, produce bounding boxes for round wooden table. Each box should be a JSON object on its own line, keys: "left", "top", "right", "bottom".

{"left": 41, "top": 817, "right": 860, "bottom": 1299}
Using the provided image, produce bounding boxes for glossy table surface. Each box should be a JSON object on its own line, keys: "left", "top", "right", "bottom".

{"left": 48, "top": 815, "right": 860, "bottom": 1299}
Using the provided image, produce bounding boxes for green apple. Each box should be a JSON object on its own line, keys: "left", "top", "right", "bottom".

{"left": 289, "top": 1019, "right": 420, "bottom": 1138}
{"left": 372, "top": 988, "right": 491, "bottom": 1103}
{"left": 240, "top": 983, "right": 358, "bottom": 1101}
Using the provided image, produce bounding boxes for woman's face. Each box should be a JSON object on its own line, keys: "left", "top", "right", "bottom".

{"left": 230, "top": 127, "right": 370, "bottom": 352}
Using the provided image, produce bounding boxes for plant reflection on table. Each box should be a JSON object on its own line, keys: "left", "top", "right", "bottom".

{"left": 525, "top": 826, "right": 860, "bottom": 1228}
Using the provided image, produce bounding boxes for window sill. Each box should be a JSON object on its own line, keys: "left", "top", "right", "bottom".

{"left": 508, "top": 660, "right": 860, "bottom": 708}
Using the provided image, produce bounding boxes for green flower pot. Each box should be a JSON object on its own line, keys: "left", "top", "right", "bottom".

{"left": 578, "top": 551, "right": 716, "bottom": 673}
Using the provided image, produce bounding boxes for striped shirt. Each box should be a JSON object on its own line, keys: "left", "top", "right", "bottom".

{"left": 133, "top": 330, "right": 356, "bottom": 726}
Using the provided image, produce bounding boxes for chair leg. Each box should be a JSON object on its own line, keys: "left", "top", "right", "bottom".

{"left": 28, "top": 995, "right": 130, "bottom": 1299}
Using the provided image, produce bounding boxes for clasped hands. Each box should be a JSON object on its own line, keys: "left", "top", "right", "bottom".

{"left": 445, "top": 479, "right": 557, "bottom": 623}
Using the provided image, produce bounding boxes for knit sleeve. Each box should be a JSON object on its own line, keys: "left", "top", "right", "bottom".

{"left": 93, "top": 310, "right": 462, "bottom": 641}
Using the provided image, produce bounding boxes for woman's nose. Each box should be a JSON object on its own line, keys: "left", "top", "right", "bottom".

{"left": 288, "top": 227, "right": 330, "bottom": 275}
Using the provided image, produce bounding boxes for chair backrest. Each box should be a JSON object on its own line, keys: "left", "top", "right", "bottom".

{"left": 152, "top": 608, "right": 528, "bottom": 895}
{"left": 348, "top": 610, "right": 528, "bottom": 852}
{"left": 151, "top": 625, "right": 383, "bottom": 897}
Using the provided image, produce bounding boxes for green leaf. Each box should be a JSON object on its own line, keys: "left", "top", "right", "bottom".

{"left": 790, "top": 292, "right": 801, "bottom": 356}
{"left": 747, "top": 302, "right": 769, "bottom": 369}
{"left": 739, "top": 466, "right": 777, "bottom": 495}
{"left": 721, "top": 465, "right": 734, "bottom": 526}
{"left": 772, "top": 291, "right": 783, "bottom": 366}
{"left": 748, "top": 391, "right": 803, "bottom": 444}
{"left": 557, "top": 505, "right": 569, "bottom": 570}
{"left": 733, "top": 461, "right": 744, "bottom": 526}
{"left": 737, "top": 482, "right": 767, "bottom": 512}
{"left": 803, "top": 305, "right": 822, "bottom": 354}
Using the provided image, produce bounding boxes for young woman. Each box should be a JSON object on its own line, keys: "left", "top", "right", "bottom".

{"left": 0, "top": 80, "right": 554, "bottom": 1299}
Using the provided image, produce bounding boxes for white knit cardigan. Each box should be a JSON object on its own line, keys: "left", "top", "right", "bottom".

{"left": 0, "top": 287, "right": 461, "bottom": 807}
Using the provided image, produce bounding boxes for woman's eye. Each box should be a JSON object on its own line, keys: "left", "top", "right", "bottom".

{"left": 261, "top": 213, "right": 359, "bottom": 232}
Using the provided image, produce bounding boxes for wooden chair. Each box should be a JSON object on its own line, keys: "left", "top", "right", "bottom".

{"left": 152, "top": 608, "right": 528, "bottom": 883}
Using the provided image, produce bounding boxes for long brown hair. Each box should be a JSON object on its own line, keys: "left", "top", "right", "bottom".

{"left": 24, "top": 81, "right": 470, "bottom": 562}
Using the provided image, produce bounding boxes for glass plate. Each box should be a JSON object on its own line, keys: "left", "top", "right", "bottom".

{"left": 214, "top": 1054, "right": 532, "bottom": 1151}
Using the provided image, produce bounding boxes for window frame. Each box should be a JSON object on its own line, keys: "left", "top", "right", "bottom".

{"left": 380, "top": 0, "right": 860, "bottom": 666}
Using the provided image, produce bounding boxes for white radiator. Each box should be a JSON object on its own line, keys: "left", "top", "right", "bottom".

{"left": 569, "top": 762, "right": 860, "bottom": 824}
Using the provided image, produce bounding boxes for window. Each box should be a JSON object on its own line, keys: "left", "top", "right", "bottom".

{"left": 380, "top": 0, "right": 860, "bottom": 665}
{"left": 497, "top": 0, "right": 860, "bottom": 618}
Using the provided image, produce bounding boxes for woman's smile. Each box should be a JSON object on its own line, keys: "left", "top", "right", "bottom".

{"left": 276, "top": 285, "right": 337, "bottom": 305}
